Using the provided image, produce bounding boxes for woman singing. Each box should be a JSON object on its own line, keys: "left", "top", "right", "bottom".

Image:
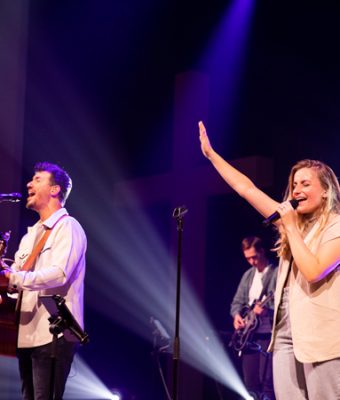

{"left": 199, "top": 121, "right": 340, "bottom": 400}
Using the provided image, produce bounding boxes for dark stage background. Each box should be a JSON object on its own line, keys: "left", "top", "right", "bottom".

{"left": 1, "top": 1, "right": 340, "bottom": 399}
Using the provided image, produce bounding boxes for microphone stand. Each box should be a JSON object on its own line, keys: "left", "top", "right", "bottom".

{"left": 172, "top": 206, "right": 188, "bottom": 400}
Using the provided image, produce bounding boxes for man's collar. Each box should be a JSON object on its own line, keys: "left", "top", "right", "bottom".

{"left": 42, "top": 208, "right": 68, "bottom": 229}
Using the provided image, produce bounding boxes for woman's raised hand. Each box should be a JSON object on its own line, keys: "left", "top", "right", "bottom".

{"left": 199, "top": 121, "right": 214, "bottom": 159}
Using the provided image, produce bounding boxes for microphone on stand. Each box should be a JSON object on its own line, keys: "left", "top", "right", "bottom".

{"left": 262, "top": 199, "right": 301, "bottom": 227}
{"left": 0, "top": 193, "right": 22, "bottom": 203}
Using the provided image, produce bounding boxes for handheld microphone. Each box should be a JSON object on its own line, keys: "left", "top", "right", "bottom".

{"left": 262, "top": 199, "right": 300, "bottom": 227}
{"left": 0, "top": 193, "right": 22, "bottom": 203}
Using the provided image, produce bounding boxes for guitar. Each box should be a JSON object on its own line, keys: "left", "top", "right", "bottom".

{"left": 230, "top": 290, "right": 274, "bottom": 354}
{"left": 0, "top": 231, "right": 18, "bottom": 357}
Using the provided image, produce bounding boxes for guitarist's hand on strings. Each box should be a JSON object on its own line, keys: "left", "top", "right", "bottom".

{"left": 253, "top": 302, "right": 268, "bottom": 316}
{"left": 233, "top": 313, "right": 246, "bottom": 330}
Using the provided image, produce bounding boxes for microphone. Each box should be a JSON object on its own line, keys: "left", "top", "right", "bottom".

{"left": 0, "top": 193, "right": 22, "bottom": 203}
{"left": 172, "top": 205, "right": 188, "bottom": 219}
{"left": 262, "top": 199, "right": 300, "bottom": 227}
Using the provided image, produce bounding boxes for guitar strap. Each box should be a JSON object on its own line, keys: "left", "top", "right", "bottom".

{"left": 257, "top": 264, "right": 274, "bottom": 301}
{"left": 15, "top": 214, "right": 68, "bottom": 319}
{"left": 21, "top": 228, "right": 52, "bottom": 272}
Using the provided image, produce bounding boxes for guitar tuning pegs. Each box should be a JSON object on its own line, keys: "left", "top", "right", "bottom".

{"left": 0, "top": 231, "right": 11, "bottom": 241}
{"left": 0, "top": 231, "right": 11, "bottom": 258}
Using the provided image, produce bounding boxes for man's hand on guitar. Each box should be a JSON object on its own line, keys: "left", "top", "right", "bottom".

{"left": 253, "top": 303, "right": 268, "bottom": 316}
{"left": 0, "top": 269, "right": 10, "bottom": 288}
{"left": 233, "top": 314, "right": 246, "bottom": 330}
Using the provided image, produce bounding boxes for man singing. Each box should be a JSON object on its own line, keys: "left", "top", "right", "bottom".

{"left": 0, "top": 162, "right": 86, "bottom": 400}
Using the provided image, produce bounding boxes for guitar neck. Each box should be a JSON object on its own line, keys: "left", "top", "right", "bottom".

{"left": 258, "top": 291, "right": 274, "bottom": 308}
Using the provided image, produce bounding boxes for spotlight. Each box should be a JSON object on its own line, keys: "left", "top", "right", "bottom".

{"left": 245, "top": 391, "right": 257, "bottom": 400}
{"left": 110, "top": 387, "right": 135, "bottom": 400}
{"left": 110, "top": 390, "right": 122, "bottom": 400}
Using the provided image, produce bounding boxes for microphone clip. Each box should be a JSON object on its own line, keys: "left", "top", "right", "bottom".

{"left": 172, "top": 205, "right": 188, "bottom": 219}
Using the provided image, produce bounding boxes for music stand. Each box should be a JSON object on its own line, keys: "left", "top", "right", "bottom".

{"left": 150, "top": 317, "right": 172, "bottom": 400}
{"left": 150, "top": 316, "right": 171, "bottom": 353}
{"left": 39, "top": 294, "right": 89, "bottom": 400}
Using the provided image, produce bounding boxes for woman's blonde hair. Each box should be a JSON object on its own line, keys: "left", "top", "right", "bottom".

{"left": 276, "top": 159, "right": 340, "bottom": 258}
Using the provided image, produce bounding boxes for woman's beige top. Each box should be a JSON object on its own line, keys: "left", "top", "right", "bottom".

{"left": 268, "top": 213, "right": 340, "bottom": 363}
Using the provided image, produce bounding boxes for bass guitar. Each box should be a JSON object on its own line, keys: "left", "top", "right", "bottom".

{"left": 230, "top": 290, "right": 274, "bottom": 355}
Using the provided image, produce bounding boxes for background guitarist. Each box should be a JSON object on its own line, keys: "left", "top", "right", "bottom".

{"left": 230, "top": 236, "right": 277, "bottom": 400}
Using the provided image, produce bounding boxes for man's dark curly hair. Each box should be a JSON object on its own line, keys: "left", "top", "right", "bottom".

{"left": 34, "top": 162, "right": 72, "bottom": 205}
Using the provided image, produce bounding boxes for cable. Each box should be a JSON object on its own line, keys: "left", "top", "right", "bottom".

{"left": 152, "top": 351, "right": 172, "bottom": 400}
